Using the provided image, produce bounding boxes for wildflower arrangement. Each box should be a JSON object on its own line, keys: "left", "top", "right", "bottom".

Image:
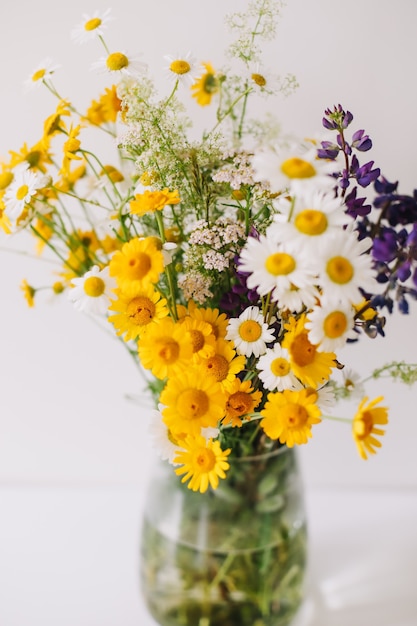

{"left": 2, "top": 0, "right": 417, "bottom": 496}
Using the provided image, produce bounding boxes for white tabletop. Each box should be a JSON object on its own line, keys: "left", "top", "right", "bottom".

{"left": 0, "top": 485, "right": 416, "bottom": 626}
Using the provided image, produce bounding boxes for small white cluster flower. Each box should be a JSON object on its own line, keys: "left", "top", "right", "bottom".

{"left": 178, "top": 270, "right": 213, "bottom": 305}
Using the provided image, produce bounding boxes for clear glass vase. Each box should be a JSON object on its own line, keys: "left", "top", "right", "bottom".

{"left": 140, "top": 445, "right": 308, "bottom": 626}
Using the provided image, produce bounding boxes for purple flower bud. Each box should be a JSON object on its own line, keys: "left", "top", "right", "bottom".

{"left": 396, "top": 261, "right": 412, "bottom": 282}
{"left": 372, "top": 228, "right": 398, "bottom": 262}
{"left": 352, "top": 129, "right": 373, "bottom": 152}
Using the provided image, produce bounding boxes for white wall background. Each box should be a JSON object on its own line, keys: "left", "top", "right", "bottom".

{"left": 1, "top": 0, "right": 417, "bottom": 492}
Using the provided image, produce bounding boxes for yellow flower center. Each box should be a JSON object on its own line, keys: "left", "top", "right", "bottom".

{"left": 353, "top": 411, "right": 373, "bottom": 439}
{"left": 238, "top": 319, "right": 262, "bottom": 342}
{"left": 251, "top": 72, "right": 267, "bottom": 87}
{"left": 84, "top": 17, "right": 102, "bottom": 31}
{"left": 32, "top": 69, "right": 46, "bottom": 82}
{"left": 204, "top": 355, "right": 229, "bottom": 382}
{"left": 126, "top": 296, "right": 155, "bottom": 326}
{"left": 226, "top": 391, "right": 253, "bottom": 417}
{"left": 270, "top": 357, "right": 291, "bottom": 377}
{"left": 265, "top": 252, "right": 296, "bottom": 276}
{"left": 281, "top": 403, "right": 309, "bottom": 428}
{"left": 16, "top": 185, "right": 29, "bottom": 201}
{"left": 170, "top": 60, "right": 191, "bottom": 75}
{"left": 189, "top": 329, "right": 205, "bottom": 353}
{"left": 280, "top": 157, "right": 316, "bottom": 179}
{"left": 83, "top": 276, "right": 105, "bottom": 297}
{"left": 290, "top": 332, "right": 317, "bottom": 367}
{"left": 26, "top": 150, "right": 42, "bottom": 168}
{"left": 106, "top": 52, "right": 129, "bottom": 72}
{"left": 193, "top": 447, "right": 216, "bottom": 471}
{"left": 126, "top": 252, "right": 151, "bottom": 280}
{"left": 326, "top": 256, "right": 354, "bottom": 284}
{"left": 0, "top": 172, "right": 13, "bottom": 190}
{"left": 177, "top": 389, "right": 209, "bottom": 420}
{"left": 156, "top": 337, "right": 180, "bottom": 364}
{"left": 323, "top": 311, "right": 348, "bottom": 338}
{"left": 295, "top": 209, "right": 328, "bottom": 235}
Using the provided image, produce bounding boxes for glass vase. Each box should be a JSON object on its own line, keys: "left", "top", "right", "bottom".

{"left": 140, "top": 445, "right": 308, "bottom": 626}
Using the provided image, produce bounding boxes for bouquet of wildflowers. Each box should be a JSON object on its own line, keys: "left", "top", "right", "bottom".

{"left": 2, "top": 0, "right": 417, "bottom": 496}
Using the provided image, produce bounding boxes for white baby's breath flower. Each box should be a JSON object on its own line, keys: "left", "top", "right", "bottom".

{"left": 71, "top": 9, "right": 113, "bottom": 44}
{"left": 24, "top": 58, "right": 61, "bottom": 91}
{"left": 91, "top": 50, "right": 147, "bottom": 77}
{"left": 226, "top": 306, "right": 275, "bottom": 358}
{"left": 69, "top": 265, "right": 116, "bottom": 316}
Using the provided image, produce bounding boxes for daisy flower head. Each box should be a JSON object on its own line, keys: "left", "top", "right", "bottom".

{"left": 174, "top": 435, "right": 231, "bottom": 493}
{"left": 200, "top": 338, "right": 246, "bottom": 390}
{"left": 282, "top": 314, "right": 337, "bottom": 389}
{"left": 260, "top": 388, "right": 322, "bottom": 447}
{"left": 223, "top": 378, "right": 262, "bottom": 427}
{"left": 91, "top": 50, "right": 147, "bottom": 77}
{"left": 191, "top": 62, "right": 221, "bottom": 106}
{"left": 129, "top": 188, "right": 181, "bottom": 217}
{"left": 71, "top": 9, "right": 113, "bottom": 44}
{"left": 148, "top": 405, "right": 185, "bottom": 465}
{"left": 137, "top": 317, "right": 193, "bottom": 380}
{"left": 270, "top": 184, "right": 352, "bottom": 248}
{"left": 226, "top": 306, "right": 275, "bottom": 358}
{"left": 257, "top": 343, "right": 302, "bottom": 392}
{"left": 251, "top": 143, "right": 338, "bottom": 194}
{"left": 305, "top": 298, "right": 357, "bottom": 352}
{"left": 3, "top": 167, "right": 44, "bottom": 223}
{"left": 314, "top": 229, "right": 377, "bottom": 304}
{"left": 340, "top": 368, "right": 366, "bottom": 399}
{"left": 247, "top": 64, "right": 283, "bottom": 97}
{"left": 164, "top": 51, "right": 202, "bottom": 87}
{"left": 161, "top": 367, "right": 226, "bottom": 437}
{"left": 25, "top": 58, "right": 61, "bottom": 91}
{"left": 108, "top": 284, "right": 168, "bottom": 342}
{"left": 109, "top": 236, "right": 164, "bottom": 292}
{"left": 352, "top": 396, "right": 388, "bottom": 460}
{"left": 237, "top": 233, "right": 316, "bottom": 302}
{"left": 68, "top": 265, "right": 116, "bottom": 316}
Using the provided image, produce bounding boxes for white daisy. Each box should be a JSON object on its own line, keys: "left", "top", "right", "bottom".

{"left": 71, "top": 9, "right": 113, "bottom": 44}
{"left": 24, "top": 58, "right": 61, "bottom": 91}
{"left": 270, "top": 184, "right": 352, "bottom": 249}
{"left": 225, "top": 306, "right": 275, "bottom": 358}
{"left": 69, "top": 265, "right": 116, "bottom": 315}
{"left": 305, "top": 299, "right": 358, "bottom": 352}
{"left": 91, "top": 51, "right": 147, "bottom": 77}
{"left": 148, "top": 405, "right": 185, "bottom": 465}
{"left": 340, "top": 368, "right": 366, "bottom": 399}
{"left": 257, "top": 343, "right": 302, "bottom": 391}
{"left": 275, "top": 283, "right": 320, "bottom": 314}
{"left": 313, "top": 230, "right": 377, "bottom": 304}
{"left": 309, "top": 384, "right": 337, "bottom": 412}
{"left": 3, "top": 167, "right": 44, "bottom": 221}
{"left": 246, "top": 64, "right": 282, "bottom": 97}
{"left": 164, "top": 51, "right": 202, "bottom": 87}
{"left": 238, "top": 233, "right": 316, "bottom": 302}
{"left": 251, "top": 142, "right": 338, "bottom": 194}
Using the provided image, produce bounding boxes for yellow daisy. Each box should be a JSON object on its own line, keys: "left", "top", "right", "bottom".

{"left": 20, "top": 279, "right": 36, "bottom": 307}
{"left": 352, "top": 396, "right": 388, "bottom": 460}
{"left": 191, "top": 62, "right": 220, "bottom": 106}
{"left": 199, "top": 338, "right": 246, "bottom": 390}
{"left": 223, "top": 379, "right": 262, "bottom": 427}
{"left": 260, "top": 388, "right": 322, "bottom": 447}
{"left": 129, "top": 188, "right": 181, "bottom": 217}
{"left": 137, "top": 318, "right": 193, "bottom": 380}
{"left": 43, "top": 100, "right": 71, "bottom": 140}
{"left": 282, "top": 314, "right": 337, "bottom": 388}
{"left": 109, "top": 237, "right": 164, "bottom": 292}
{"left": 108, "top": 285, "right": 168, "bottom": 341}
{"left": 161, "top": 368, "right": 226, "bottom": 436}
{"left": 185, "top": 300, "right": 230, "bottom": 340}
{"left": 84, "top": 86, "right": 122, "bottom": 125}
{"left": 174, "top": 435, "right": 231, "bottom": 493}
{"left": 60, "top": 124, "right": 82, "bottom": 177}
{"left": 8, "top": 139, "right": 53, "bottom": 174}
{"left": 178, "top": 315, "right": 217, "bottom": 361}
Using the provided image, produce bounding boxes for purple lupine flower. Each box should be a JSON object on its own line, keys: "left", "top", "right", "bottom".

{"left": 345, "top": 186, "right": 372, "bottom": 218}
{"left": 317, "top": 140, "right": 340, "bottom": 160}
{"left": 396, "top": 261, "right": 412, "bottom": 283}
{"left": 351, "top": 157, "right": 380, "bottom": 187}
{"left": 351, "top": 129, "right": 373, "bottom": 152}
{"left": 372, "top": 228, "right": 399, "bottom": 262}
